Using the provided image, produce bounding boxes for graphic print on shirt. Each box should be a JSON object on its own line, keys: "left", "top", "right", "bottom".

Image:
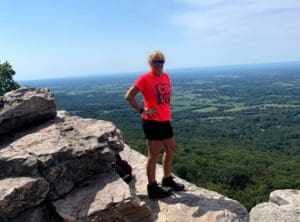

{"left": 155, "top": 83, "right": 170, "bottom": 104}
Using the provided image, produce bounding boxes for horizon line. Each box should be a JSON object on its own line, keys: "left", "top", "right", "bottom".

{"left": 18, "top": 60, "right": 300, "bottom": 82}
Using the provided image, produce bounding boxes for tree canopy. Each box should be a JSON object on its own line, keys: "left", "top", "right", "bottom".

{"left": 0, "top": 61, "right": 20, "bottom": 96}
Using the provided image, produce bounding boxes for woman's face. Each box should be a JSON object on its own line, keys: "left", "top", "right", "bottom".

{"left": 150, "top": 55, "right": 165, "bottom": 75}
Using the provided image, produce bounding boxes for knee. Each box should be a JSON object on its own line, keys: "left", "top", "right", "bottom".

{"left": 165, "top": 145, "right": 176, "bottom": 155}
{"left": 148, "top": 152, "right": 159, "bottom": 162}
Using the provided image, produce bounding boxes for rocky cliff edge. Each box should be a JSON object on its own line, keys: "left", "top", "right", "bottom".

{"left": 0, "top": 88, "right": 299, "bottom": 222}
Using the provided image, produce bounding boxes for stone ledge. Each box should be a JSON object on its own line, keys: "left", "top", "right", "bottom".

{"left": 120, "top": 144, "right": 249, "bottom": 222}
{"left": 52, "top": 171, "right": 152, "bottom": 222}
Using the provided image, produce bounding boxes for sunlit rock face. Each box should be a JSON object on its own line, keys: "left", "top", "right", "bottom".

{"left": 0, "top": 114, "right": 124, "bottom": 199}
{"left": 250, "top": 189, "right": 300, "bottom": 222}
{"left": 0, "top": 87, "right": 57, "bottom": 136}
{"left": 0, "top": 88, "right": 152, "bottom": 222}
{"left": 120, "top": 144, "right": 250, "bottom": 222}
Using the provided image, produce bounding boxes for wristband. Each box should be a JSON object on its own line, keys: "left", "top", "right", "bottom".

{"left": 139, "top": 108, "right": 144, "bottom": 113}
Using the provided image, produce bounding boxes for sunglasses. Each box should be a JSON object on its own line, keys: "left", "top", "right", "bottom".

{"left": 152, "top": 60, "right": 165, "bottom": 65}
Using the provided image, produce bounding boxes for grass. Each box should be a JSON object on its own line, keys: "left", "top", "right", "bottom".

{"left": 207, "top": 116, "right": 234, "bottom": 121}
{"left": 262, "top": 104, "right": 300, "bottom": 109}
{"left": 193, "top": 107, "right": 218, "bottom": 113}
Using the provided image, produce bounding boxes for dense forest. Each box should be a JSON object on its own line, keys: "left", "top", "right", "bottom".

{"left": 22, "top": 62, "right": 300, "bottom": 210}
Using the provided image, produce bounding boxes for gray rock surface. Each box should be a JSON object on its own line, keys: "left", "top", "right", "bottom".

{"left": 0, "top": 114, "right": 124, "bottom": 200}
{"left": 250, "top": 189, "right": 300, "bottom": 222}
{"left": 52, "top": 171, "right": 152, "bottom": 222}
{"left": 0, "top": 177, "right": 49, "bottom": 222}
{"left": 11, "top": 204, "right": 64, "bottom": 222}
{"left": 0, "top": 88, "right": 151, "bottom": 221}
{"left": 120, "top": 144, "right": 249, "bottom": 222}
{"left": 0, "top": 87, "right": 57, "bottom": 136}
{"left": 0, "top": 114, "right": 152, "bottom": 221}
{"left": 11, "top": 206, "right": 48, "bottom": 222}
{"left": 270, "top": 189, "right": 300, "bottom": 207}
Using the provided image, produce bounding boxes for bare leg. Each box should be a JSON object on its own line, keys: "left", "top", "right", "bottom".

{"left": 146, "top": 140, "right": 161, "bottom": 184}
{"left": 161, "top": 137, "right": 176, "bottom": 177}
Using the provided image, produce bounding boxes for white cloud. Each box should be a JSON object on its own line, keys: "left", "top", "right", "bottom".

{"left": 171, "top": 0, "right": 300, "bottom": 41}
{"left": 175, "top": 0, "right": 226, "bottom": 7}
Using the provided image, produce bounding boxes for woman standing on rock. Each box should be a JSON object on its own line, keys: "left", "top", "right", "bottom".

{"left": 125, "top": 50, "right": 184, "bottom": 198}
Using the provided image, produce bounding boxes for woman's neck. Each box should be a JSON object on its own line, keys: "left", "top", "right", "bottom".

{"left": 152, "top": 70, "right": 163, "bottom": 76}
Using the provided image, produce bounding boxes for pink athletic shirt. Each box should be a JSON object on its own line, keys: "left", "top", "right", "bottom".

{"left": 134, "top": 71, "right": 171, "bottom": 121}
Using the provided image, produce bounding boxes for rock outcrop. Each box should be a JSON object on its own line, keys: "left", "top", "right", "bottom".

{"left": 250, "top": 189, "right": 300, "bottom": 222}
{"left": 52, "top": 171, "right": 151, "bottom": 221}
{"left": 1, "top": 88, "right": 298, "bottom": 222}
{"left": 0, "top": 113, "right": 125, "bottom": 200}
{"left": 120, "top": 145, "right": 249, "bottom": 222}
{"left": 0, "top": 88, "right": 56, "bottom": 136}
{"left": 0, "top": 88, "right": 152, "bottom": 222}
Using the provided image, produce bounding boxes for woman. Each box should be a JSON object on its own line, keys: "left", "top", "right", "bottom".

{"left": 125, "top": 50, "right": 184, "bottom": 198}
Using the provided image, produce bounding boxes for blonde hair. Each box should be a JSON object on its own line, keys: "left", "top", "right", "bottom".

{"left": 148, "top": 50, "right": 165, "bottom": 63}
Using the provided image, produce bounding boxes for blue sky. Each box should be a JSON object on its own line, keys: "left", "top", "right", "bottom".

{"left": 1, "top": 0, "right": 300, "bottom": 80}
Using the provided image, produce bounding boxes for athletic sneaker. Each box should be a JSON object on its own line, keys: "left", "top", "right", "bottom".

{"left": 147, "top": 182, "right": 172, "bottom": 199}
{"left": 162, "top": 176, "right": 185, "bottom": 191}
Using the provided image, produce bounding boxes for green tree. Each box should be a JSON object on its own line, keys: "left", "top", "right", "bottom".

{"left": 0, "top": 61, "right": 20, "bottom": 96}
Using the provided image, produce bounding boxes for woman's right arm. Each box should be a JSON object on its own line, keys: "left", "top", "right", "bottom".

{"left": 124, "top": 86, "right": 142, "bottom": 112}
{"left": 124, "top": 86, "right": 156, "bottom": 116}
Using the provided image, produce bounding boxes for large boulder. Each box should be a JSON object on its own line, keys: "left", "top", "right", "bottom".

{"left": 0, "top": 111, "right": 153, "bottom": 221}
{"left": 0, "top": 113, "right": 124, "bottom": 200}
{"left": 0, "top": 88, "right": 153, "bottom": 221}
{"left": 120, "top": 145, "right": 250, "bottom": 222}
{"left": 0, "top": 87, "right": 57, "bottom": 136}
{"left": 52, "top": 171, "right": 152, "bottom": 221}
{"left": 250, "top": 189, "right": 300, "bottom": 222}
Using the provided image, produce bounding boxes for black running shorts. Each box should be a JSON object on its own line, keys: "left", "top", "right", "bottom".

{"left": 142, "top": 119, "right": 174, "bottom": 141}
